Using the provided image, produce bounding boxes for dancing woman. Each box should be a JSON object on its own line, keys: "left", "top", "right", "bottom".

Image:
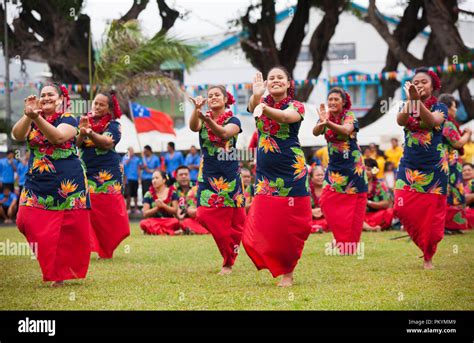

{"left": 313, "top": 87, "right": 368, "bottom": 255}
{"left": 243, "top": 67, "right": 312, "bottom": 287}
{"left": 77, "top": 91, "right": 130, "bottom": 258}
{"left": 394, "top": 68, "right": 449, "bottom": 269}
{"left": 12, "top": 84, "right": 91, "bottom": 286}
{"left": 438, "top": 93, "right": 472, "bottom": 233}
{"left": 189, "top": 85, "right": 246, "bottom": 275}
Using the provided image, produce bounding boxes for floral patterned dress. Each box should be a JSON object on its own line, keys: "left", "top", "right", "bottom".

{"left": 20, "top": 112, "right": 90, "bottom": 210}
{"left": 143, "top": 187, "right": 178, "bottom": 218}
{"left": 80, "top": 120, "right": 123, "bottom": 195}
{"left": 395, "top": 103, "right": 449, "bottom": 194}
{"left": 323, "top": 111, "right": 368, "bottom": 194}
{"left": 254, "top": 99, "right": 309, "bottom": 196}
{"left": 197, "top": 111, "right": 245, "bottom": 208}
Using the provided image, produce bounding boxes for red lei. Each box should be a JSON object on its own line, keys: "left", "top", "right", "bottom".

{"left": 205, "top": 110, "right": 233, "bottom": 148}
{"left": 149, "top": 186, "right": 173, "bottom": 204}
{"left": 87, "top": 112, "right": 113, "bottom": 134}
{"left": 263, "top": 94, "right": 292, "bottom": 110}
{"left": 325, "top": 108, "right": 350, "bottom": 143}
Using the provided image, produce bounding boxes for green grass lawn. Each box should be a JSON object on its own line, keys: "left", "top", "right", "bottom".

{"left": 1, "top": 222, "right": 473, "bottom": 310}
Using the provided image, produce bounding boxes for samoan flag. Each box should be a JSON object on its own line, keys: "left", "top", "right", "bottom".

{"left": 130, "top": 102, "right": 176, "bottom": 135}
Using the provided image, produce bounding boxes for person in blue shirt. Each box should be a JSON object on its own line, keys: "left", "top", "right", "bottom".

{"left": 16, "top": 150, "right": 30, "bottom": 196}
{"left": 1, "top": 150, "right": 18, "bottom": 191}
{"left": 164, "top": 142, "right": 184, "bottom": 180}
{"left": 0, "top": 187, "right": 18, "bottom": 224}
{"left": 184, "top": 145, "right": 201, "bottom": 182}
{"left": 122, "top": 147, "right": 142, "bottom": 213}
{"left": 140, "top": 145, "right": 161, "bottom": 198}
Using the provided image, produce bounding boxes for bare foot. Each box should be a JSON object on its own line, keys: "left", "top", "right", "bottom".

{"left": 4, "top": 219, "right": 13, "bottom": 224}
{"left": 218, "top": 266, "right": 232, "bottom": 275}
{"left": 374, "top": 225, "right": 382, "bottom": 232}
{"left": 277, "top": 273, "right": 293, "bottom": 287}
{"left": 51, "top": 281, "right": 64, "bottom": 288}
{"left": 423, "top": 260, "right": 434, "bottom": 270}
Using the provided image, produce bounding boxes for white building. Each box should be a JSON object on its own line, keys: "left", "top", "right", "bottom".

{"left": 181, "top": 2, "right": 474, "bottom": 150}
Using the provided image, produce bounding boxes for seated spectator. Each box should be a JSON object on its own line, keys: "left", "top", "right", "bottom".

{"left": 139, "top": 170, "right": 180, "bottom": 235}
{"left": 310, "top": 165, "right": 328, "bottom": 233}
{"left": 164, "top": 142, "right": 184, "bottom": 181}
{"left": 140, "top": 145, "right": 161, "bottom": 198}
{"left": 462, "top": 163, "right": 474, "bottom": 229}
{"left": 173, "top": 165, "right": 208, "bottom": 234}
{"left": 0, "top": 187, "right": 18, "bottom": 224}
{"left": 184, "top": 145, "right": 201, "bottom": 183}
{"left": 363, "top": 158, "right": 394, "bottom": 231}
{"left": 368, "top": 143, "right": 386, "bottom": 179}
{"left": 240, "top": 168, "right": 254, "bottom": 213}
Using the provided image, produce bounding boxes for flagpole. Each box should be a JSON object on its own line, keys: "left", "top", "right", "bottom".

{"left": 128, "top": 100, "right": 144, "bottom": 157}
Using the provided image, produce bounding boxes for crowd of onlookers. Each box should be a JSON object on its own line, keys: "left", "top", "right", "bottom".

{"left": 2, "top": 136, "right": 474, "bottom": 228}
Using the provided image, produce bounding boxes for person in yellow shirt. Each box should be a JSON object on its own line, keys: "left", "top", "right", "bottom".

{"left": 385, "top": 138, "right": 404, "bottom": 168}
{"left": 462, "top": 139, "right": 474, "bottom": 164}
{"left": 316, "top": 146, "right": 329, "bottom": 168}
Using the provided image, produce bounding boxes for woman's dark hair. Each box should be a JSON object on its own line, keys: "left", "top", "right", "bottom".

{"left": 463, "top": 162, "right": 474, "bottom": 169}
{"left": 144, "top": 145, "right": 152, "bottom": 152}
{"left": 328, "top": 87, "right": 346, "bottom": 102}
{"left": 364, "top": 158, "right": 379, "bottom": 169}
{"left": 168, "top": 142, "right": 175, "bottom": 150}
{"left": 438, "top": 93, "right": 457, "bottom": 109}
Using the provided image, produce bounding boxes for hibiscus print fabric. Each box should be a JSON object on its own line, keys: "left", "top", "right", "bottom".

{"left": 395, "top": 102, "right": 449, "bottom": 194}
{"left": 20, "top": 113, "right": 91, "bottom": 210}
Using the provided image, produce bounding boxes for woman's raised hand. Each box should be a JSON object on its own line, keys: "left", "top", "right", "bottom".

{"left": 24, "top": 95, "right": 42, "bottom": 119}
{"left": 252, "top": 72, "right": 267, "bottom": 98}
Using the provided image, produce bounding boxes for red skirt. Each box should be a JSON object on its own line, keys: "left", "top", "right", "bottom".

{"left": 466, "top": 208, "right": 474, "bottom": 230}
{"left": 139, "top": 217, "right": 180, "bottom": 235}
{"left": 16, "top": 206, "right": 91, "bottom": 282}
{"left": 197, "top": 207, "right": 246, "bottom": 267}
{"left": 311, "top": 218, "right": 329, "bottom": 233}
{"left": 180, "top": 218, "right": 209, "bottom": 234}
{"left": 394, "top": 190, "right": 447, "bottom": 261}
{"left": 89, "top": 193, "right": 130, "bottom": 258}
{"left": 445, "top": 206, "right": 468, "bottom": 231}
{"left": 320, "top": 190, "right": 367, "bottom": 254}
{"left": 365, "top": 209, "right": 394, "bottom": 230}
{"left": 242, "top": 195, "right": 312, "bottom": 277}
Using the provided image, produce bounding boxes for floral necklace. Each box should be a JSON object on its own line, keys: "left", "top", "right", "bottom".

{"left": 205, "top": 110, "right": 233, "bottom": 147}
{"left": 29, "top": 112, "right": 72, "bottom": 151}
{"left": 87, "top": 112, "right": 113, "bottom": 133}
{"left": 325, "top": 108, "right": 350, "bottom": 142}
{"left": 263, "top": 94, "right": 292, "bottom": 110}
{"left": 407, "top": 95, "right": 439, "bottom": 131}
{"left": 149, "top": 185, "right": 172, "bottom": 204}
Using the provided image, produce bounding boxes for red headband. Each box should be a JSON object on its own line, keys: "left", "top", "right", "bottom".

{"left": 427, "top": 70, "right": 441, "bottom": 91}
{"left": 226, "top": 91, "right": 235, "bottom": 108}
{"left": 56, "top": 84, "right": 71, "bottom": 111}
{"left": 111, "top": 93, "right": 122, "bottom": 118}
